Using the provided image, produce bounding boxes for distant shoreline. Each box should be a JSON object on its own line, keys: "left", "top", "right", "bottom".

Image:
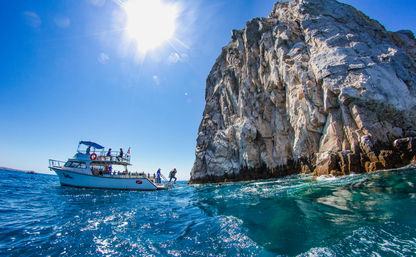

{"left": 0, "top": 167, "right": 54, "bottom": 175}
{"left": 0, "top": 166, "right": 35, "bottom": 173}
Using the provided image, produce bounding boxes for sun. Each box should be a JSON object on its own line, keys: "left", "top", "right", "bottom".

{"left": 122, "top": 0, "right": 179, "bottom": 55}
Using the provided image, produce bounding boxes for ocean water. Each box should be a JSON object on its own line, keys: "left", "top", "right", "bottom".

{"left": 1, "top": 168, "right": 416, "bottom": 256}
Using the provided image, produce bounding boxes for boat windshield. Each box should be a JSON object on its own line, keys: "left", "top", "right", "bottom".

{"left": 64, "top": 161, "right": 87, "bottom": 169}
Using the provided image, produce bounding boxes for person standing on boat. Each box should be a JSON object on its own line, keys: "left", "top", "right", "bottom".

{"left": 169, "top": 168, "right": 177, "bottom": 183}
{"left": 86, "top": 146, "right": 91, "bottom": 155}
{"left": 156, "top": 168, "right": 161, "bottom": 183}
{"left": 118, "top": 148, "right": 123, "bottom": 161}
{"left": 107, "top": 148, "right": 112, "bottom": 160}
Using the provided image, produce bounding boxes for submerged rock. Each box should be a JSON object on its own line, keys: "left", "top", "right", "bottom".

{"left": 190, "top": 0, "right": 416, "bottom": 183}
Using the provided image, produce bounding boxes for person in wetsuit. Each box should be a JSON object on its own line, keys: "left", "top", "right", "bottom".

{"left": 169, "top": 168, "right": 177, "bottom": 183}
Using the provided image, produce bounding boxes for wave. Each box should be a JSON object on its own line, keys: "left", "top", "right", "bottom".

{"left": 299, "top": 222, "right": 416, "bottom": 257}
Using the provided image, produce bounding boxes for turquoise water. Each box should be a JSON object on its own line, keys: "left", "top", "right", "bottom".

{"left": 1, "top": 168, "right": 416, "bottom": 256}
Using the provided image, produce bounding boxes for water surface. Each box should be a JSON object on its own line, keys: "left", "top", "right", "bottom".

{"left": 1, "top": 168, "right": 416, "bottom": 256}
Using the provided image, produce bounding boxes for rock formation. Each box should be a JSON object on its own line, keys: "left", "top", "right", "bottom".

{"left": 190, "top": 0, "right": 416, "bottom": 183}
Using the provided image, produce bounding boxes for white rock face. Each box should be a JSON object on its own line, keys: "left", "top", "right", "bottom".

{"left": 190, "top": 0, "right": 416, "bottom": 183}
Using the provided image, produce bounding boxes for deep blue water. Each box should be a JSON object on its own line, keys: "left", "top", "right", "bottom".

{"left": 1, "top": 168, "right": 416, "bottom": 256}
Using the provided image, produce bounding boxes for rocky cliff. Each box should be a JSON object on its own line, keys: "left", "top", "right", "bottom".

{"left": 190, "top": 0, "right": 416, "bottom": 183}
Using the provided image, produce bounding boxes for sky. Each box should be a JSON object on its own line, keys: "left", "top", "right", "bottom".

{"left": 0, "top": 0, "right": 415, "bottom": 180}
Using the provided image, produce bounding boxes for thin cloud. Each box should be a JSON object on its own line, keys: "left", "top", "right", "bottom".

{"left": 23, "top": 11, "right": 41, "bottom": 28}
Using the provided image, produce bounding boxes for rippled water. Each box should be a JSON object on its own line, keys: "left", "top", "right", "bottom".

{"left": 1, "top": 168, "right": 416, "bottom": 256}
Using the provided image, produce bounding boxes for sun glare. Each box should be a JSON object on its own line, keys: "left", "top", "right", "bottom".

{"left": 123, "top": 0, "right": 178, "bottom": 55}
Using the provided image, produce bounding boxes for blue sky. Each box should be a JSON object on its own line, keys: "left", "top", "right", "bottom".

{"left": 0, "top": 0, "right": 415, "bottom": 180}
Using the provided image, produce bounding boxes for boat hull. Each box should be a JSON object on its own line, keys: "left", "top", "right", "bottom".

{"left": 52, "top": 168, "right": 164, "bottom": 191}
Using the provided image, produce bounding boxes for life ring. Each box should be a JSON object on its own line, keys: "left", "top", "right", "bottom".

{"left": 90, "top": 153, "right": 97, "bottom": 160}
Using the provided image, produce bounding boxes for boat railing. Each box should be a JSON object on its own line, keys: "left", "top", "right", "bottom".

{"left": 49, "top": 159, "right": 65, "bottom": 168}
{"left": 95, "top": 155, "right": 131, "bottom": 163}
{"left": 78, "top": 149, "right": 131, "bottom": 163}
{"left": 152, "top": 173, "right": 169, "bottom": 184}
{"left": 160, "top": 173, "right": 169, "bottom": 182}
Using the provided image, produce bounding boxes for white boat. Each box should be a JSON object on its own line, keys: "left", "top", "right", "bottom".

{"left": 49, "top": 141, "right": 170, "bottom": 190}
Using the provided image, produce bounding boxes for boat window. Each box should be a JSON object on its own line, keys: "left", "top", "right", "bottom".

{"left": 70, "top": 162, "right": 80, "bottom": 168}
{"left": 64, "top": 161, "right": 72, "bottom": 167}
{"left": 80, "top": 163, "right": 87, "bottom": 169}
